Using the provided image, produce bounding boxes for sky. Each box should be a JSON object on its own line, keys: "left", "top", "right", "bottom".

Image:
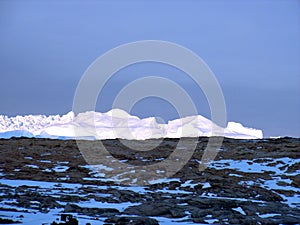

{"left": 0, "top": 0, "right": 299, "bottom": 137}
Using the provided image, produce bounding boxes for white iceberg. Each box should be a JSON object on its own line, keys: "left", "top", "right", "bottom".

{"left": 0, "top": 109, "right": 263, "bottom": 140}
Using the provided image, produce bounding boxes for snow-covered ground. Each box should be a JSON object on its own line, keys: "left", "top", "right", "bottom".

{"left": 0, "top": 178, "right": 205, "bottom": 225}
{"left": 209, "top": 157, "right": 300, "bottom": 208}
{"left": 0, "top": 109, "right": 263, "bottom": 140}
{"left": 0, "top": 137, "right": 299, "bottom": 224}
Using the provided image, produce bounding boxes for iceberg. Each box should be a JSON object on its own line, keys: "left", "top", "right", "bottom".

{"left": 0, "top": 109, "right": 263, "bottom": 140}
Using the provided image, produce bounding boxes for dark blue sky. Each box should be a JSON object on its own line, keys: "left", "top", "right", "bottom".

{"left": 0, "top": 0, "right": 299, "bottom": 137}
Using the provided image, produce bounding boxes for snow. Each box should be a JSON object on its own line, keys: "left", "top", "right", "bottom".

{"left": 202, "top": 182, "right": 211, "bottom": 189}
{"left": 149, "top": 178, "right": 181, "bottom": 185}
{"left": 25, "top": 164, "right": 39, "bottom": 169}
{"left": 210, "top": 157, "right": 300, "bottom": 175}
{"left": 0, "top": 179, "right": 82, "bottom": 190}
{"left": 0, "top": 109, "right": 263, "bottom": 140}
{"left": 232, "top": 206, "right": 246, "bottom": 215}
{"left": 229, "top": 173, "right": 243, "bottom": 177}
{"left": 210, "top": 157, "right": 300, "bottom": 208}
{"left": 24, "top": 156, "right": 33, "bottom": 160}
{"left": 74, "top": 199, "right": 140, "bottom": 212}
{"left": 200, "top": 192, "right": 266, "bottom": 204}
{"left": 181, "top": 180, "right": 198, "bottom": 188}
{"left": 53, "top": 165, "right": 69, "bottom": 173}
{"left": 204, "top": 218, "right": 219, "bottom": 224}
{"left": 39, "top": 160, "right": 51, "bottom": 163}
{"left": 257, "top": 213, "right": 281, "bottom": 218}
{"left": 152, "top": 216, "right": 198, "bottom": 225}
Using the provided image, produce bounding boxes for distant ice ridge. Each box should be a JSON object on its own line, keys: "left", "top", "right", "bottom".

{"left": 0, "top": 109, "right": 263, "bottom": 140}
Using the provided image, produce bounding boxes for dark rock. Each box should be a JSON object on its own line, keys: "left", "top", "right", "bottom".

{"left": 64, "top": 203, "right": 82, "bottom": 212}
{"left": 51, "top": 214, "right": 78, "bottom": 225}
{"left": 64, "top": 203, "right": 119, "bottom": 216}
{"left": 291, "top": 174, "right": 300, "bottom": 188}
{"left": 124, "top": 202, "right": 170, "bottom": 216}
{"left": 110, "top": 190, "right": 142, "bottom": 203}
{"left": 169, "top": 208, "right": 186, "bottom": 218}
{"left": 277, "top": 216, "right": 300, "bottom": 224}
{"left": 105, "top": 216, "right": 159, "bottom": 225}
{"left": 0, "top": 218, "right": 21, "bottom": 224}
{"left": 124, "top": 201, "right": 187, "bottom": 218}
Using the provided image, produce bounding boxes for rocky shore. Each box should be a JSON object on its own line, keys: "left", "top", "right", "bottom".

{"left": 0, "top": 137, "right": 299, "bottom": 224}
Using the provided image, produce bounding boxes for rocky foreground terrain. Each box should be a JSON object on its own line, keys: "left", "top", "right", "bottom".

{"left": 0, "top": 137, "right": 299, "bottom": 225}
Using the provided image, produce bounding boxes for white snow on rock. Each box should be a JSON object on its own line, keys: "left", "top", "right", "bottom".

{"left": 0, "top": 109, "right": 263, "bottom": 140}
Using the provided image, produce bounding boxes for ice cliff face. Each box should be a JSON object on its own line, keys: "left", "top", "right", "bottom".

{"left": 0, "top": 109, "right": 263, "bottom": 140}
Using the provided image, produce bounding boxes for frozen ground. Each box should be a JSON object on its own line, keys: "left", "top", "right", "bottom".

{"left": 0, "top": 137, "right": 299, "bottom": 224}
